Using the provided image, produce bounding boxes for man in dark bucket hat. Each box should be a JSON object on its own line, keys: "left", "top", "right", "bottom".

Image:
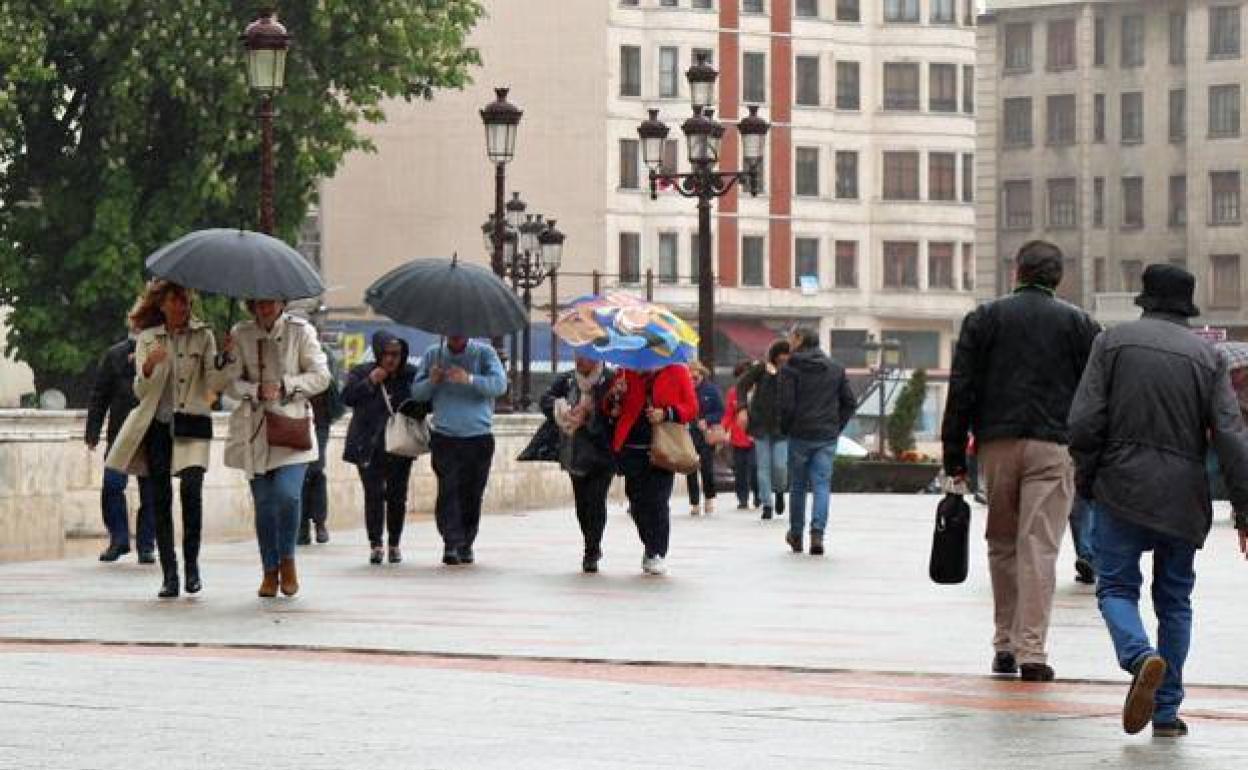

{"left": 1069, "top": 263, "right": 1248, "bottom": 738}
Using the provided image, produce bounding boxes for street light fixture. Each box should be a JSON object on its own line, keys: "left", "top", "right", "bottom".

{"left": 241, "top": 8, "right": 291, "bottom": 235}
{"left": 480, "top": 87, "right": 523, "bottom": 411}
{"left": 686, "top": 55, "right": 718, "bottom": 110}
{"left": 505, "top": 191, "right": 528, "bottom": 230}
{"left": 507, "top": 215, "right": 564, "bottom": 411}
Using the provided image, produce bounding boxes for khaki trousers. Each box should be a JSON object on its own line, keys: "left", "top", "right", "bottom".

{"left": 979, "top": 438, "right": 1074, "bottom": 665}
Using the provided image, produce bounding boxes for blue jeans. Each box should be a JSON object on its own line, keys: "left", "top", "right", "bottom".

{"left": 1069, "top": 496, "right": 1096, "bottom": 565}
{"left": 101, "top": 468, "right": 155, "bottom": 551}
{"left": 788, "top": 438, "right": 836, "bottom": 536}
{"left": 755, "top": 436, "right": 789, "bottom": 508}
{"left": 249, "top": 464, "right": 308, "bottom": 571}
{"left": 1094, "top": 509, "right": 1196, "bottom": 725}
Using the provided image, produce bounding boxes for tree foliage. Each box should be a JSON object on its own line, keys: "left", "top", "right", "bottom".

{"left": 0, "top": 0, "right": 482, "bottom": 401}
{"left": 887, "top": 368, "right": 928, "bottom": 459}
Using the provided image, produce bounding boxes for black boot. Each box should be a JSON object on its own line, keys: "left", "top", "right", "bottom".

{"left": 297, "top": 521, "right": 312, "bottom": 546}
{"left": 158, "top": 570, "right": 180, "bottom": 599}
{"left": 775, "top": 493, "right": 786, "bottom": 516}
{"left": 185, "top": 563, "right": 202, "bottom": 594}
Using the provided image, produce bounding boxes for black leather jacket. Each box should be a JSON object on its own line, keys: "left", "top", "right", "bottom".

{"left": 778, "top": 348, "right": 857, "bottom": 442}
{"left": 86, "top": 339, "right": 137, "bottom": 448}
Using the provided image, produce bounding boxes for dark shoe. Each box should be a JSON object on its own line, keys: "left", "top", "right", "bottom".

{"left": 1075, "top": 558, "right": 1096, "bottom": 585}
{"left": 99, "top": 544, "right": 130, "bottom": 562}
{"left": 775, "top": 494, "right": 786, "bottom": 515}
{"left": 992, "top": 651, "right": 1019, "bottom": 676}
{"left": 296, "top": 523, "right": 311, "bottom": 546}
{"left": 278, "top": 558, "right": 299, "bottom": 597}
{"left": 582, "top": 550, "right": 601, "bottom": 574}
{"left": 137, "top": 549, "right": 156, "bottom": 565}
{"left": 1124, "top": 655, "right": 1167, "bottom": 735}
{"left": 458, "top": 547, "right": 475, "bottom": 565}
{"left": 1152, "top": 718, "right": 1188, "bottom": 738}
{"left": 158, "top": 574, "right": 180, "bottom": 599}
{"left": 761, "top": 507, "right": 773, "bottom": 520}
{"left": 315, "top": 523, "right": 330, "bottom": 544}
{"left": 369, "top": 546, "right": 384, "bottom": 565}
{"left": 810, "top": 530, "right": 825, "bottom": 556}
{"left": 736, "top": 503, "right": 749, "bottom": 511}
{"left": 1020, "top": 663, "right": 1056, "bottom": 683}
{"left": 388, "top": 546, "right": 402, "bottom": 564}
{"left": 184, "top": 565, "right": 202, "bottom": 595}
{"left": 785, "top": 531, "right": 803, "bottom": 554}
{"left": 442, "top": 549, "right": 461, "bottom": 566}
{"left": 258, "top": 570, "right": 278, "bottom": 598}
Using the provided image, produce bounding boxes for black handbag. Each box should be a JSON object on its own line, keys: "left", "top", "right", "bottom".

{"left": 561, "top": 429, "right": 615, "bottom": 477}
{"left": 172, "top": 412, "right": 213, "bottom": 440}
{"left": 929, "top": 492, "right": 971, "bottom": 585}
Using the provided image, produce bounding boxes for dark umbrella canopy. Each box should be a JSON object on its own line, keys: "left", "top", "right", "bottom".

{"left": 364, "top": 258, "right": 526, "bottom": 337}
{"left": 145, "top": 228, "right": 325, "bottom": 300}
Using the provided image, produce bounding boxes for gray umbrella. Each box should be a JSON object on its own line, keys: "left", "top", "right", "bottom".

{"left": 145, "top": 228, "right": 324, "bottom": 300}
{"left": 364, "top": 257, "right": 526, "bottom": 337}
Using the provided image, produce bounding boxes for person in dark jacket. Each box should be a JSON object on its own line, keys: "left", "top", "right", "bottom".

{"left": 86, "top": 337, "right": 155, "bottom": 563}
{"left": 778, "top": 327, "right": 857, "bottom": 556}
{"left": 723, "top": 360, "right": 760, "bottom": 511}
{"left": 540, "top": 356, "right": 617, "bottom": 573}
{"left": 942, "top": 240, "right": 1101, "bottom": 683}
{"left": 686, "top": 362, "right": 723, "bottom": 516}
{"left": 299, "top": 350, "right": 344, "bottom": 546}
{"left": 1069, "top": 264, "right": 1248, "bottom": 738}
{"left": 341, "top": 331, "right": 418, "bottom": 565}
{"left": 737, "top": 339, "right": 792, "bottom": 520}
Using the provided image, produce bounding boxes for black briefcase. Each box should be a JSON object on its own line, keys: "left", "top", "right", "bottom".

{"left": 929, "top": 492, "right": 971, "bottom": 585}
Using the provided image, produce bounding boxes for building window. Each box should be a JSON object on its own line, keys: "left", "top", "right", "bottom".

{"left": 621, "top": 0, "right": 640, "bottom": 6}
{"left": 836, "top": 61, "right": 860, "bottom": 110}
{"left": 1047, "top": 178, "right": 1077, "bottom": 228}
{"left": 836, "top": 150, "right": 859, "bottom": 199}
{"left": 689, "top": 232, "right": 710, "bottom": 283}
{"left": 661, "top": 138, "right": 679, "bottom": 175}
{"left": 1094, "top": 93, "right": 1106, "bottom": 142}
{"left": 1212, "top": 171, "right": 1242, "bottom": 224}
{"left": 1170, "top": 89, "right": 1186, "bottom": 142}
{"left": 883, "top": 62, "right": 920, "bottom": 111}
{"left": 620, "top": 46, "right": 641, "bottom": 97}
{"left": 619, "top": 232, "right": 640, "bottom": 283}
{"left": 837, "top": 1, "right": 860, "bottom": 22}
{"left": 619, "top": 139, "right": 639, "bottom": 189}
{"left": 741, "top": 236, "right": 765, "bottom": 287}
{"left": 796, "top": 0, "right": 818, "bottom": 18}
{"left": 1047, "top": 19, "right": 1076, "bottom": 70}
{"left": 1170, "top": 11, "right": 1186, "bottom": 65}
{"left": 751, "top": 152, "right": 767, "bottom": 193}
{"left": 1121, "top": 92, "right": 1143, "bottom": 143}
{"left": 743, "top": 52, "right": 767, "bottom": 103}
{"left": 296, "top": 206, "right": 322, "bottom": 270}
{"left": 929, "top": 152, "right": 957, "bottom": 201}
{"left": 1122, "top": 260, "right": 1144, "bottom": 292}
{"left": 1004, "top": 23, "right": 1033, "bottom": 72}
{"left": 1209, "top": 84, "right": 1241, "bottom": 138}
{"left": 1004, "top": 97, "right": 1033, "bottom": 147}
{"left": 795, "top": 147, "right": 820, "bottom": 196}
{"left": 795, "top": 237, "right": 820, "bottom": 285}
{"left": 1094, "top": 257, "right": 1106, "bottom": 293}
{"left": 1004, "top": 180, "right": 1033, "bottom": 229}
{"left": 1212, "top": 254, "right": 1242, "bottom": 308}
{"left": 962, "top": 65, "right": 974, "bottom": 114}
{"left": 795, "top": 55, "right": 820, "bottom": 106}
{"left": 1211, "top": 6, "right": 1242, "bottom": 58}
{"left": 1046, "top": 94, "right": 1076, "bottom": 146}
{"left": 659, "top": 47, "right": 679, "bottom": 99}
{"left": 961, "top": 153, "right": 974, "bottom": 203}
{"left": 1121, "top": 15, "right": 1145, "bottom": 67}
{"left": 1094, "top": 16, "right": 1106, "bottom": 66}
{"left": 961, "top": 243, "right": 975, "bottom": 291}
{"left": 883, "top": 241, "right": 920, "bottom": 289}
{"left": 929, "top": 242, "right": 955, "bottom": 289}
{"left": 693, "top": 0, "right": 713, "bottom": 8}
{"left": 931, "top": 0, "right": 956, "bottom": 24}
{"left": 883, "top": 151, "right": 920, "bottom": 200}
{"left": 1093, "top": 177, "right": 1105, "bottom": 228}
{"left": 661, "top": 0, "right": 678, "bottom": 7}
{"left": 658, "top": 233, "right": 678, "bottom": 284}
{"left": 929, "top": 63, "right": 957, "bottom": 112}
{"left": 1122, "top": 177, "right": 1144, "bottom": 228}
{"left": 1169, "top": 174, "right": 1187, "bottom": 227}
{"left": 885, "top": 0, "right": 919, "bottom": 24}
{"left": 743, "top": 0, "right": 765, "bottom": 13}
{"left": 835, "top": 241, "right": 857, "bottom": 287}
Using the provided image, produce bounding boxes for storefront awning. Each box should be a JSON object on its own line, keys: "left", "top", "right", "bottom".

{"left": 719, "top": 320, "right": 782, "bottom": 361}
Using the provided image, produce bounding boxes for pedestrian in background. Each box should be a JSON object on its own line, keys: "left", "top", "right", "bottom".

{"left": 299, "top": 346, "right": 344, "bottom": 547}
{"left": 737, "top": 339, "right": 791, "bottom": 520}
{"left": 942, "top": 240, "right": 1100, "bottom": 682}
{"left": 723, "top": 361, "right": 759, "bottom": 511}
{"left": 778, "top": 327, "right": 857, "bottom": 557}
{"left": 106, "top": 281, "right": 229, "bottom": 598}
{"left": 412, "top": 335, "right": 508, "bottom": 566}
{"left": 1069, "top": 264, "right": 1248, "bottom": 738}
{"left": 341, "top": 332, "right": 417, "bottom": 565}
{"left": 686, "top": 362, "right": 723, "bottom": 517}
{"left": 86, "top": 334, "right": 155, "bottom": 564}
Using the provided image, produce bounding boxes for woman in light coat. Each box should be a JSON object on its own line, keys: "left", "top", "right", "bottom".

{"left": 221, "top": 299, "right": 330, "bottom": 598}
{"left": 106, "top": 280, "right": 230, "bottom": 598}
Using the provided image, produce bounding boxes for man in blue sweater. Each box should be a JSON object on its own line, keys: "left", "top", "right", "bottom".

{"left": 412, "top": 335, "right": 508, "bottom": 565}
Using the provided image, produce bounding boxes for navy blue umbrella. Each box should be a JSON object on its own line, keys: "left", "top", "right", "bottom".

{"left": 145, "top": 228, "right": 324, "bottom": 300}
{"left": 364, "top": 257, "right": 526, "bottom": 338}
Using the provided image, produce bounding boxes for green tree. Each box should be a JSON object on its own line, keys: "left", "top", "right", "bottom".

{"left": 887, "top": 368, "right": 928, "bottom": 459}
{"left": 0, "top": 0, "right": 481, "bottom": 402}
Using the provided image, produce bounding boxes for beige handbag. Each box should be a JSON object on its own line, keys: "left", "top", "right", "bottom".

{"left": 650, "top": 422, "right": 700, "bottom": 474}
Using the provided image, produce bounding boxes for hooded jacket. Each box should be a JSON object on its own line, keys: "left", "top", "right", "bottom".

{"left": 737, "top": 361, "right": 784, "bottom": 439}
{"left": 341, "top": 331, "right": 417, "bottom": 466}
{"left": 778, "top": 348, "right": 857, "bottom": 442}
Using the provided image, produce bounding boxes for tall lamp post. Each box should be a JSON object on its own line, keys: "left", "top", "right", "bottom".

{"left": 480, "top": 88, "right": 523, "bottom": 410}
{"left": 506, "top": 216, "right": 563, "bottom": 411}
{"left": 636, "top": 54, "right": 769, "bottom": 369}
{"left": 862, "top": 335, "right": 903, "bottom": 458}
{"left": 241, "top": 9, "right": 291, "bottom": 235}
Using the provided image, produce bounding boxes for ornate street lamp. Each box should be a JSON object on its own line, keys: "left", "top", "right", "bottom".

{"left": 480, "top": 87, "right": 523, "bottom": 410}
{"left": 686, "top": 53, "right": 718, "bottom": 110}
{"left": 507, "top": 214, "right": 563, "bottom": 410}
{"left": 241, "top": 8, "right": 291, "bottom": 235}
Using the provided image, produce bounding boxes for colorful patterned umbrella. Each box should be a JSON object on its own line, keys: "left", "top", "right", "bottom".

{"left": 553, "top": 293, "right": 699, "bottom": 371}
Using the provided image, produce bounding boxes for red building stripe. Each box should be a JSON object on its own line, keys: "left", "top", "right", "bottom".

{"left": 769, "top": 0, "right": 793, "bottom": 290}
{"left": 717, "top": 1, "right": 741, "bottom": 288}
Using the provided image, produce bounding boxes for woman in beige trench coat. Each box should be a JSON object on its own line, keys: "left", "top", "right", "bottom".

{"left": 106, "top": 281, "right": 231, "bottom": 599}
{"left": 220, "top": 299, "right": 330, "bottom": 598}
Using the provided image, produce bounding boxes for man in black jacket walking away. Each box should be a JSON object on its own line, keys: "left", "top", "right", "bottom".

{"left": 942, "top": 241, "right": 1100, "bottom": 682}
{"left": 1069, "top": 265, "right": 1248, "bottom": 738}
{"left": 778, "top": 327, "right": 857, "bottom": 556}
{"left": 86, "top": 337, "right": 155, "bottom": 563}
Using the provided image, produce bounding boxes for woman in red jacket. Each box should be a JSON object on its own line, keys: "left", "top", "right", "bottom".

{"left": 605, "top": 363, "right": 698, "bottom": 576}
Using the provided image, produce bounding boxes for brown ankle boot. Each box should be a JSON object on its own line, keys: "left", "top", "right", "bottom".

{"left": 258, "top": 569, "right": 278, "bottom": 598}
{"left": 278, "top": 557, "right": 299, "bottom": 597}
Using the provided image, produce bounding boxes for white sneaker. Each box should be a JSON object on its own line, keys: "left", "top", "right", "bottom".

{"left": 642, "top": 555, "right": 668, "bottom": 576}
